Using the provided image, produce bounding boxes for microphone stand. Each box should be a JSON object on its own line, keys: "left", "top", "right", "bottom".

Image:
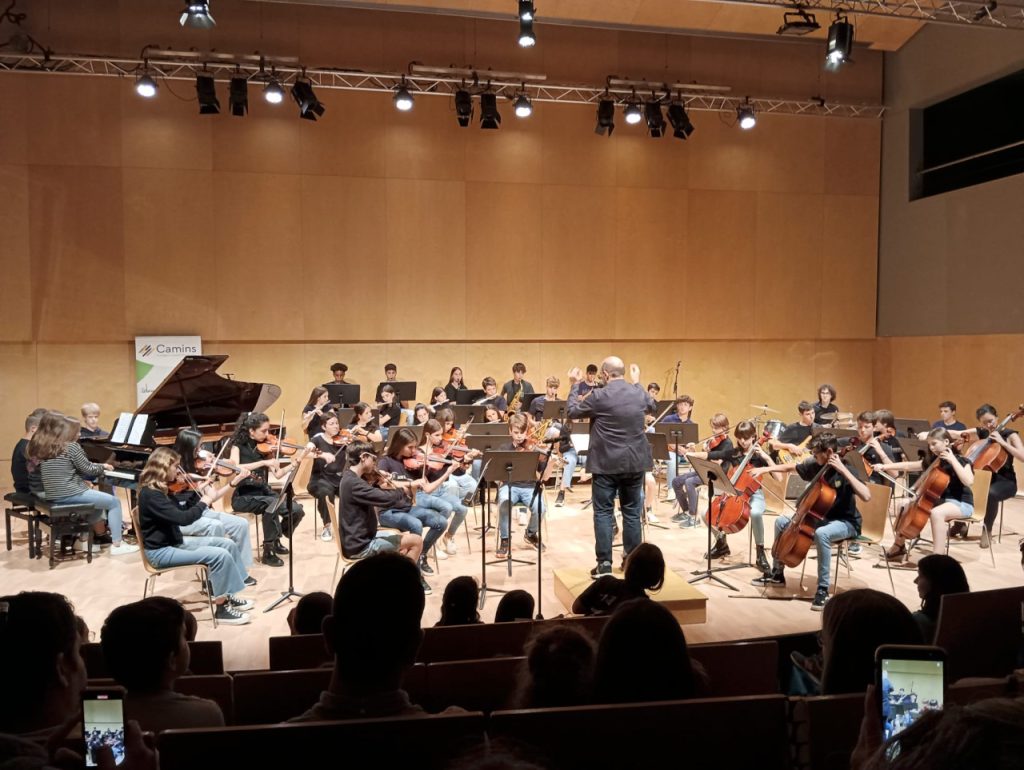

{"left": 264, "top": 461, "right": 304, "bottom": 613}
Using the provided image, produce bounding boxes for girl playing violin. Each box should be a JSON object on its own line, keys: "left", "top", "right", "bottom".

{"left": 671, "top": 412, "right": 732, "bottom": 528}
{"left": 306, "top": 411, "right": 349, "bottom": 541}
{"left": 349, "top": 402, "right": 383, "bottom": 443}
{"left": 444, "top": 366, "right": 467, "bottom": 403}
{"left": 301, "top": 387, "right": 331, "bottom": 438}
{"left": 436, "top": 407, "right": 483, "bottom": 504}
{"left": 419, "top": 419, "right": 473, "bottom": 555}
{"left": 228, "top": 412, "right": 307, "bottom": 567}
{"left": 880, "top": 428, "right": 974, "bottom": 560}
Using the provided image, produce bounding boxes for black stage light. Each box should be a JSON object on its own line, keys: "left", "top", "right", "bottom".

{"left": 519, "top": 19, "right": 536, "bottom": 47}
{"left": 514, "top": 93, "right": 533, "bottom": 118}
{"left": 825, "top": 16, "right": 854, "bottom": 70}
{"left": 667, "top": 102, "right": 694, "bottom": 140}
{"left": 624, "top": 100, "right": 642, "bottom": 126}
{"left": 455, "top": 89, "right": 473, "bottom": 127}
{"left": 644, "top": 101, "right": 666, "bottom": 138}
{"left": 480, "top": 92, "right": 501, "bottom": 129}
{"left": 196, "top": 74, "right": 220, "bottom": 115}
{"left": 291, "top": 80, "right": 325, "bottom": 121}
{"left": 229, "top": 76, "right": 248, "bottom": 116}
{"left": 180, "top": 1, "right": 215, "bottom": 29}
{"left": 518, "top": 0, "right": 535, "bottom": 21}
{"left": 263, "top": 78, "right": 284, "bottom": 105}
{"left": 595, "top": 98, "right": 615, "bottom": 136}
{"left": 135, "top": 73, "right": 158, "bottom": 98}
{"left": 393, "top": 80, "right": 414, "bottom": 112}
{"left": 737, "top": 101, "right": 756, "bottom": 130}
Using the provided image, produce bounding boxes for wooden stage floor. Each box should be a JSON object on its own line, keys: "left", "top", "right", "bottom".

{"left": 4, "top": 489, "right": 1023, "bottom": 671}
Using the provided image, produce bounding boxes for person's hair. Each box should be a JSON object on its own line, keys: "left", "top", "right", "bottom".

{"left": 917, "top": 554, "right": 970, "bottom": 620}
{"left": 75, "top": 615, "right": 90, "bottom": 644}
{"left": 515, "top": 626, "right": 595, "bottom": 708}
{"left": 172, "top": 428, "right": 203, "bottom": 474}
{"left": 623, "top": 543, "right": 665, "bottom": 593}
{"left": 710, "top": 412, "right": 729, "bottom": 430}
{"left": 859, "top": 697, "right": 1024, "bottom": 770}
{"left": 494, "top": 590, "right": 535, "bottom": 622}
{"left": 325, "top": 552, "right": 424, "bottom": 685}
{"left": 289, "top": 591, "right": 333, "bottom": 636}
{"left": 183, "top": 610, "right": 198, "bottom": 642}
{"left": 595, "top": 599, "right": 699, "bottom": 703}
{"left": 422, "top": 419, "right": 443, "bottom": 441}
{"left": 977, "top": 403, "right": 998, "bottom": 420}
{"left": 306, "top": 387, "right": 328, "bottom": 408}
{"left": 922, "top": 427, "right": 954, "bottom": 466}
{"left": 448, "top": 367, "right": 463, "bottom": 385}
{"left": 25, "top": 407, "right": 49, "bottom": 433}
{"left": 351, "top": 402, "right": 372, "bottom": 423}
{"left": 798, "top": 400, "right": 815, "bottom": 414}
{"left": 508, "top": 413, "right": 529, "bottom": 432}
{"left": 676, "top": 395, "right": 695, "bottom": 408}
{"left": 0, "top": 591, "right": 80, "bottom": 727}
{"left": 817, "top": 384, "right": 836, "bottom": 402}
{"left": 385, "top": 363, "right": 397, "bottom": 372}
{"left": 585, "top": 364, "right": 598, "bottom": 375}
{"left": 139, "top": 447, "right": 181, "bottom": 492}
{"left": 482, "top": 376, "right": 497, "bottom": 388}
{"left": 734, "top": 420, "right": 757, "bottom": 441}
{"left": 546, "top": 376, "right": 560, "bottom": 389}
{"left": 512, "top": 363, "right": 527, "bottom": 375}
{"left": 857, "top": 410, "right": 876, "bottom": 424}
{"left": 647, "top": 382, "right": 660, "bottom": 392}
{"left": 939, "top": 400, "right": 957, "bottom": 412}
{"left": 819, "top": 588, "right": 922, "bottom": 695}
{"left": 27, "top": 412, "right": 79, "bottom": 461}
{"left": 101, "top": 597, "right": 188, "bottom": 693}
{"left": 809, "top": 432, "right": 839, "bottom": 454}
{"left": 873, "top": 409, "right": 896, "bottom": 429}
{"left": 346, "top": 440, "right": 376, "bottom": 466}
{"left": 437, "top": 576, "right": 480, "bottom": 626}
{"left": 330, "top": 362, "right": 348, "bottom": 374}
{"left": 601, "top": 359, "right": 625, "bottom": 378}
{"left": 379, "top": 384, "right": 395, "bottom": 398}
{"left": 435, "top": 407, "right": 454, "bottom": 426}
{"left": 431, "top": 386, "right": 446, "bottom": 403}
{"left": 232, "top": 411, "right": 269, "bottom": 445}
{"left": 384, "top": 428, "right": 418, "bottom": 460}
{"left": 80, "top": 402, "right": 100, "bottom": 417}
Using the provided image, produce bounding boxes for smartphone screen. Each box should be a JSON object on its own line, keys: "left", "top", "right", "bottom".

{"left": 82, "top": 690, "right": 126, "bottom": 767}
{"left": 879, "top": 654, "right": 944, "bottom": 741}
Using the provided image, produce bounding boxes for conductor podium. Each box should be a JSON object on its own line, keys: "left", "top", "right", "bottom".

{"left": 552, "top": 567, "right": 708, "bottom": 624}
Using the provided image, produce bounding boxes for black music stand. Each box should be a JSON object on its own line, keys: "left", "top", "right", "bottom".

{"left": 451, "top": 405, "right": 485, "bottom": 425}
{"left": 653, "top": 422, "right": 698, "bottom": 498}
{"left": 456, "top": 389, "right": 486, "bottom": 405}
{"left": 325, "top": 383, "right": 359, "bottom": 408}
{"left": 644, "top": 433, "right": 670, "bottom": 530}
{"left": 687, "top": 455, "right": 743, "bottom": 591}
{"left": 895, "top": 418, "right": 931, "bottom": 438}
{"left": 465, "top": 422, "right": 508, "bottom": 436}
{"left": 379, "top": 380, "right": 417, "bottom": 405}
{"left": 264, "top": 460, "right": 304, "bottom": 613}
{"left": 541, "top": 399, "right": 568, "bottom": 420}
{"left": 482, "top": 450, "right": 539, "bottom": 573}
{"left": 465, "top": 434, "right": 505, "bottom": 534}
{"left": 896, "top": 437, "right": 929, "bottom": 462}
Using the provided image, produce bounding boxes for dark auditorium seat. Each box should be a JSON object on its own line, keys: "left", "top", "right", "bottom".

{"left": 935, "top": 586, "right": 1024, "bottom": 681}
{"left": 423, "top": 656, "right": 525, "bottom": 713}
{"left": 417, "top": 615, "right": 609, "bottom": 663}
{"left": 268, "top": 633, "right": 331, "bottom": 671}
{"left": 82, "top": 640, "right": 224, "bottom": 679}
{"left": 88, "top": 675, "right": 234, "bottom": 725}
{"left": 689, "top": 640, "right": 780, "bottom": 696}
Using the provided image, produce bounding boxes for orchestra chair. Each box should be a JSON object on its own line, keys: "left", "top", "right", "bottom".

{"left": 129, "top": 506, "right": 218, "bottom": 628}
{"left": 945, "top": 469, "right": 994, "bottom": 568}
{"left": 854, "top": 482, "right": 896, "bottom": 595}
{"left": 4, "top": 491, "right": 42, "bottom": 559}
{"left": 935, "top": 586, "right": 1024, "bottom": 681}
{"left": 490, "top": 695, "right": 789, "bottom": 770}
{"left": 158, "top": 711, "right": 486, "bottom": 770}
{"left": 326, "top": 498, "right": 404, "bottom": 588}
{"left": 421, "top": 656, "right": 523, "bottom": 713}
{"left": 82, "top": 640, "right": 224, "bottom": 678}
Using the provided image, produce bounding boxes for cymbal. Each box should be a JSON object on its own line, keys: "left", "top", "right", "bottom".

{"left": 750, "top": 404, "right": 780, "bottom": 414}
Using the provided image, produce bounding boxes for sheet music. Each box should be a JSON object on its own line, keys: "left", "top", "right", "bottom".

{"left": 127, "top": 414, "right": 149, "bottom": 445}
{"left": 110, "top": 412, "right": 135, "bottom": 444}
{"left": 570, "top": 434, "right": 590, "bottom": 452}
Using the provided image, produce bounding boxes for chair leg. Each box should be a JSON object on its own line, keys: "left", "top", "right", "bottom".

{"left": 203, "top": 567, "right": 217, "bottom": 628}
{"left": 332, "top": 554, "right": 340, "bottom": 589}
{"left": 984, "top": 524, "right": 996, "bottom": 568}
{"left": 882, "top": 546, "right": 896, "bottom": 596}
{"left": 998, "top": 500, "right": 1004, "bottom": 543}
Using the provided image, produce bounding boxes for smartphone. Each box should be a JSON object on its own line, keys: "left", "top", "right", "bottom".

{"left": 81, "top": 688, "right": 126, "bottom": 767}
{"left": 875, "top": 645, "right": 946, "bottom": 744}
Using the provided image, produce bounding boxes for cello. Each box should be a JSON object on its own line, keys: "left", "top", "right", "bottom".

{"left": 964, "top": 404, "right": 1024, "bottom": 474}
{"left": 893, "top": 454, "right": 952, "bottom": 541}
{"left": 709, "top": 443, "right": 760, "bottom": 534}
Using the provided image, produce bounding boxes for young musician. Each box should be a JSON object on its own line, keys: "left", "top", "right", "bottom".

{"left": 137, "top": 448, "right": 254, "bottom": 624}
{"left": 647, "top": 383, "right": 661, "bottom": 401}
{"left": 172, "top": 428, "right": 256, "bottom": 566}
{"left": 430, "top": 387, "right": 449, "bottom": 409}
{"left": 495, "top": 413, "right": 551, "bottom": 556}
{"left": 701, "top": 421, "right": 781, "bottom": 571}
{"left": 79, "top": 403, "right": 109, "bottom": 439}
{"left": 436, "top": 407, "right": 483, "bottom": 504}
{"left": 419, "top": 419, "right": 472, "bottom": 555}
{"left": 479, "top": 377, "right": 508, "bottom": 418}
{"left": 412, "top": 403, "right": 432, "bottom": 426}
{"left": 814, "top": 385, "right": 839, "bottom": 426}
{"left": 349, "top": 402, "right": 383, "bottom": 443}
{"left": 11, "top": 408, "right": 47, "bottom": 494}
{"left": 501, "top": 363, "right": 535, "bottom": 409}
{"left": 301, "top": 387, "right": 331, "bottom": 438}
{"left": 528, "top": 378, "right": 577, "bottom": 508}
{"left": 770, "top": 401, "right": 817, "bottom": 459}
{"left": 932, "top": 401, "right": 967, "bottom": 432}
{"left": 376, "top": 385, "right": 401, "bottom": 440}
{"left": 879, "top": 428, "right": 974, "bottom": 559}
{"left": 228, "top": 412, "right": 307, "bottom": 567}
{"left": 483, "top": 405, "right": 502, "bottom": 424}
{"left": 528, "top": 376, "right": 560, "bottom": 422}
{"left": 672, "top": 412, "right": 732, "bottom": 528}
{"left": 852, "top": 411, "right": 896, "bottom": 486}
{"left": 661, "top": 395, "right": 696, "bottom": 500}
{"left": 872, "top": 409, "right": 904, "bottom": 460}
{"left": 956, "top": 404, "right": 1023, "bottom": 546}
{"left": 373, "top": 363, "right": 399, "bottom": 404}
{"left": 338, "top": 441, "right": 428, "bottom": 592}
{"left": 28, "top": 412, "right": 137, "bottom": 555}
{"left": 576, "top": 364, "right": 600, "bottom": 398}
{"left": 304, "top": 412, "right": 348, "bottom": 542}
{"left": 751, "top": 432, "right": 871, "bottom": 610}
{"left": 444, "top": 366, "right": 467, "bottom": 402}
{"left": 324, "top": 363, "right": 349, "bottom": 386}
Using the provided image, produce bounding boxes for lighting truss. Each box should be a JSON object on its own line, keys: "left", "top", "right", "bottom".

{"left": 721, "top": 0, "right": 1024, "bottom": 30}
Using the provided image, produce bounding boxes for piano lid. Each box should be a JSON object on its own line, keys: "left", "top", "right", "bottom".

{"left": 136, "top": 355, "right": 281, "bottom": 433}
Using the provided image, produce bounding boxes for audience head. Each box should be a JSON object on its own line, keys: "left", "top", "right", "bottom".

{"left": 515, "top": 625, "right": 596, "bottom": 708}
{"left": 288, "top": 591, "right": 334, "bottom": 636}
{"left": 74, "top": 614, "right": 91, "bottom": 644}
{"left": 323, "top": 552, "right": 425, "bottom": 690}
{"left": 595, "top": 599, "right": 699, "bottom": 704}
{"left": 183, "top": 608, "right": 198, "bottom": 642}
{"left": 437, "top": 576, "right": 480, "bottom": 626}
{"left": 101, "top": 597, "right": 190, "bottom": 694}
{"left": 820, "top": 589, "right": 922, "bottom": 695}
{"left": 916, "top": 554, "right": 970, "bottom": 620}
{"left": 494, "top": 590, "right": 535, "bottom": 623}
{"left": 0, "top": 591, "right": 85, "bottom": 732}
{"left": 623, "top": 543, "right": 665, "bottom": 593}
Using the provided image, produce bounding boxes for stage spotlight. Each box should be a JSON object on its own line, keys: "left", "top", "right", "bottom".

{"left": 180, "top": 1, "right": 215, "bottom": 29}
{"left": 519, "top": 0, "right": 535, "bottom": 21}
{"left": 519, "top": 18, "right": 536, "bottom": 47}
{"left": 644, "top": 101, "right": 666, "bottom": 138}
{"left": 624, "top": 100, "right": 642, "bottom": 126}
{"left": 393, "top": 79, "right": 414, "bottom": 112}
{"left": 514, "top": 93, "right": 532, "bottom": 118}
{"left": 737, "top": 100, "right": 756, "bottom": 130}
{"left": 667, "top": 102, "right": 694, "bottom": 140}
{"left": 229, "top": 76, "right": 248, "bottom": 116}
{"left": 825, "top": 16, "right": 854, "bottom": 70}
{"left": 455, "top": 89, "right": 473, "bottom": 127}
{"left": 263, "top": 78, "right": 284, "bottom": 104}
{"left": 135, "top": 73, "right": 158, "bottom": 98}
{"left": 195, "top": 75, "right": 220, "bottom": 115}
{"left": 291, "top": 80, "right": 325, "bottom": 120}
{"left": 480, "top": 92, "right": 501, "bottom": 129}
{"left": 595, "top": 97, "right": 615, "bottom": 136}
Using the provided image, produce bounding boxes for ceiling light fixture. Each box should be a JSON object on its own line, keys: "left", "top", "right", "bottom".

{"left": 180, "top": 2, "right": 216, "bottom": 29}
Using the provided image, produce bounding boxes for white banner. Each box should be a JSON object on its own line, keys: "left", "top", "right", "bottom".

{"left": 135, "top": 336, "right": 203, "bottom": 406}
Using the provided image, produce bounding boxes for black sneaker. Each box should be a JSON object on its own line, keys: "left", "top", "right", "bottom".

{"left": 590, "top": 562, "right": 612, "bottom": 579}
{"left": 496, "top": 538, "right": 510, "bottom": 557}
{"left": 751, "top": 570, "right": 785, "bottom": 587}
{"left": 214, "top": 604, "right": 251, "bottom": 625}
{"left": 273, "top": 540, "right": 290, "bottom": 555}
{"left": 705, "top": 537, "right": 731, "bottom": 560}
{"left": 811, "top": 586, "right": 829, "bottom": 611}
{"left": 671, "top": 512, "right": 687, "bottom": 524}
{"left": 93, "top": 533, "right": 113, "bottom": 545}
{"left": 523, "top": 531, "right": 546, "bottom": 551}
{"left": 420, "top": 576, "right": 433, "bottom": 595}
{"left": 243, "top": 575, "right": 258, "bottom": 587}
{"left": 261, "top": 550, "right": 284, "bottom": 567}
{"left": 555, "top": 491, "right": 565, "bottom": 507}
{"left": 419, "top": 558, "right": 434, "bottom": 575}
{"left": 225, "top": 595, "right": 255, "bottom": 612}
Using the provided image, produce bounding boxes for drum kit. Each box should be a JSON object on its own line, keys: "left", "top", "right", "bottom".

{"left": 748, "top": 403, "right": 855, "bottom": 437}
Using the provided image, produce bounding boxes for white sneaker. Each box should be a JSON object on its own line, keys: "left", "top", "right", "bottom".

{"left": 225, "top": 595, "right": 255, "bottom": 612}
{"left": 109, "top": 542, "right": 139, "bottom": 555}
{"left": 646, "top": 510, "right": 660, "bottom": 524}
{"left": 442, "top": 535, "right": 458, "bottom": 555}
{"left": 320, "top": 526, "right": 332, "bottom": 542}
{"left": 434, "top": 544, "right": 448, "bottom": 560}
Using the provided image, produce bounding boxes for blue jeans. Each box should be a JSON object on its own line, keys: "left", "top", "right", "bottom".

{"left": 147, "top": 536, "right": 246, "bottom": 598}
{"left": 379, "top": 505, "right": 447, "bottom": 553}
{"left": 772, "top": 515, "right": 858, "bottom": 588}
{"left": 496, "top": 485, "right": 545, "bottom": 539}
{"left": 560, "top": 448, "right": 578, "bottom": 490}
{"left": 52, "top": 489, "right": 125, "bottom": 541}
{"left": 592, "top": 473, "right": 643, "bottom": 566}
{"left": 419, "top": 489, "right": 469, "bottom": 537}
{"left": 180, "top": 511, "right": 254, "bottom": 569}
{"left": 672, "top": 471, "right": 702, "bottom": 513}
{"left": 447, "top": 473, "right": 477, "bottom": 502}
{"left": 666, "top": 451, "right": 679, "bottom": 488}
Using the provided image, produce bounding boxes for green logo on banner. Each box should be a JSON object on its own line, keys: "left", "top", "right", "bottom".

{"left": 136, "top": 360, "right": 155, "bottom": 383}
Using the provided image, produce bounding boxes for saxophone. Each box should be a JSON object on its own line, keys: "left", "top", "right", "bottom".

{"left": 507, "top": 386, "right": 523, "bottom": 415}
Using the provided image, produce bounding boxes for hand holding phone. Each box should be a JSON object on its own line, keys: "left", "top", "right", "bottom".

{"left": 81, "top": 689, "right": 126, "bottom": 767}
{"left": 875, "top": 645, "right": 947, "bottom": 745}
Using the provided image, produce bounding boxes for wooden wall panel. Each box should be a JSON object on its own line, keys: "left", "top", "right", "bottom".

{"left": 753, "top": 116, "right": 824, "bottom": 194}
{"left": 748, "top": 341, "right": 817, "bottom": 420}
{"left": 465, "top": 110, "right": 545, "bottom": 185}
{"left": 811, "top": 341, "right": 875, "bottom": 418}
{"left": 28, "top": 165, "right": 126, "bottom": 342}
{"left": 380, "top": 342, "right": 468, "bottom": 398}
{"left": 210, "top": 103, "right": 302, "bottom": 176}
{"left": 540, "top": 103, "right": 618, "bottom": 189}
{"left": 297, "top": 90, "right": 388, "bottom": 179}
{"left": 883, "top": 337, "right": 944, "bottom": 415}
{"left": 612, "top": 125, "right": 690, "bottom": 191}
{"left": 120, "top": 86, "right": 213, "bottom": 171}
{"left": 27, "top": 77, "right": 122, "bottom": 168}
{"left": 464, "top": 343, "right": 544, "bottom": 394}
{"left": 0, "top": 76, "right": 27, "bottom": 165}
{"left": 0, "top": 344, "right": 40, "bottom": 459}
{"left": 820, "top": 195, "right": 878, "bottom": 340}
{"left": 35, "top": 343, "right": 134, "bottom": 420}
{"left": 0, "top": 166, "right": 32, "bottom": 342}
{"left": 825, "top": 119, "right": 881, "bottom": 197}
{"left": 686, "top": 111, "right": 763, "bottom": 193}
{"left": 384, "top": 95, "right": 467, "bottom": 182}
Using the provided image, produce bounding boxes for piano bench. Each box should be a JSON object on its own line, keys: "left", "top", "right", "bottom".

{"left": 33, "top": 500, "right": 103, "bottom": 570}
{"left": 4, "top": 492, "right": 43, "bottom": 559}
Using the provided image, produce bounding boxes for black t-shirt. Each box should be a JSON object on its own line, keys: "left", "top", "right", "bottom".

{"left": 303, "top": 405, "right": 324, "bottom": 438}
{"left": 308, "top": 434, "right": 345, "bottom": 491}
{"left": 704, "top": 438, "right": 736, "bottom": 471}
{"left": 994, "top": 429, "right": 1019, "bottom": 482}
{"left": 813, "top": 403, "right": 839, "bottom": 426}
{"left": 377, "top": 403, "right": 402, "bottom": 429}
{"left": 840, "top": 438, "right": 895, "bottom": 486}
{"left": 723, "top": 446, "right": 769, "bottom": 479}
{"left": 574, "top": 575, "right": 648, "bottom": 616}
{"left": 795, "top": 456, "right": 865, "bottom": 532}
{"left": 11, "top": 438, "right": 30, "bottom": 494}
{"left": 444, "top": 383, "right": 466, "bottom": 402}
{"left": 779, "top": 422, "right": 813, "bottom": 446}
{"left": 233, "top": 436, "right": 273, "bottom": 497}
{"left": 933, "top": 454, "right": 974, "bottom": 506}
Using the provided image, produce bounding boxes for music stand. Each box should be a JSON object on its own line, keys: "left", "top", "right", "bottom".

{"left": 465, "top": 422, "right": 508, "bottom": 436}
{"left": 264, "top": 460, "right": 304, "bottom": 613}
{"left": 655, "top": 400, "right": 675, "bottom": 418}
{"left": 643, "top": 434, "right": 670, "bottom": 531}
{"left": 686, "top": 455, "right": 744, "bottom": 591}
{"left": 541, "top": 399, "right": 568, "bottom": 420}
{"left": 895, "top": 418, "right": 931, "bottom": 438}
{"left": 481, "top": 449, "right": 538, "bottom": 571}
{"left": 653, "top": 422, "right": 698, "bottom": 494}
{"left": 521, "top": 393, "right": 544, "bottom": 415}
{"left": 380, "top": 380, "right": 417, "bottom": 405}
{"left": 386, "top": 424, "right": 424, "bottom": 452}
{"left": 897, "top": 437, "right": 929, "bottom": 462}
{"left": 812, "top": 426, "right": 858, "bottom": 439}
{"left": 456, "top": 389, "right": 486, "bottom": 405}
{"left": 325, "top": 383, "right": 359, "bottom": 408}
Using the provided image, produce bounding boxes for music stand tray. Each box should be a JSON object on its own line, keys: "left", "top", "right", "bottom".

{"left": 465, "top": 434, "right": 506, "bottom": 454}
{"left": 895, "top": 418, "right": 931, "bottom": 438}
{"left": 541, "top": 399, "right": 568, "bottom": 420}
{"left": 652, "top": 422, "right": 699, "bottom": 444}
{"left": 465, "top": 422, "right": 508, "bottom": 436}
{"left": 380, "top": 380, "right": 417, "bottom": 403}
{"left": 455, "top": 389, "right": 486, "bottom": 405}
{"left": 686, "top": 456, "right": 744, "bottom": 591}
{"left": 451, "top": 405, "right": 486, "bottom": 425}
{"left": 325, "top": 383, "right": 360, "bottom": 408}
{"left": 896, "top": 437, "right": 929, "bottom": 462}
{"left": 647, "top": 432, "right": 669, "bottom": 462}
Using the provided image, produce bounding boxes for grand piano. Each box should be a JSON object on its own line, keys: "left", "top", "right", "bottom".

{"left": 82, "top": 355, "right": 282, "bottom": 487}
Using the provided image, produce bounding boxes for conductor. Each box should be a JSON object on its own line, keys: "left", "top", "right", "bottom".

{"left": 568, "top": 357, "right": 655, "bottom": 578}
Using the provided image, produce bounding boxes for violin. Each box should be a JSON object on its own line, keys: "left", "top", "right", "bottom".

{"left": 255, "top": 435, "right": 310, "bottom": 457}
{"left": 168, "top": 468, "right": 209, "bottom": 495}
{"left": 339, "top": 426, "right": 371, "bottom": 442}
{"left": 689, "top": 430, "right": 729, "bottom": 454}
{"left": 964, "top": 404, "right": 1024, "bottom": 474}
{"left": 403, "top": 449, "right": 461, "bottom": 473}
{"left": 772, "top": 439, "right": 859, "bottom": 568}
{"left": 323, "top": 431, "right": 352, "bottom": 447}
{"left": 195, "top": 456, "right": 244, "bottom": 477}
{"left": 709, "top": 443, "right": 762, "bottom": 534}
{"left": 441, "top": 418, "right": 475, "bottom": 461}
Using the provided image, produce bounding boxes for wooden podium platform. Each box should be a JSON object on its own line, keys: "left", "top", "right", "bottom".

{"left": 553, "top": 567, "right": 708, "bottom": 624}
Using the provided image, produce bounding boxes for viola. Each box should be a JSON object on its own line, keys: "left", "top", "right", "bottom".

{"left": 964, "top": 404, "right": 1024, "bottom": 474}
